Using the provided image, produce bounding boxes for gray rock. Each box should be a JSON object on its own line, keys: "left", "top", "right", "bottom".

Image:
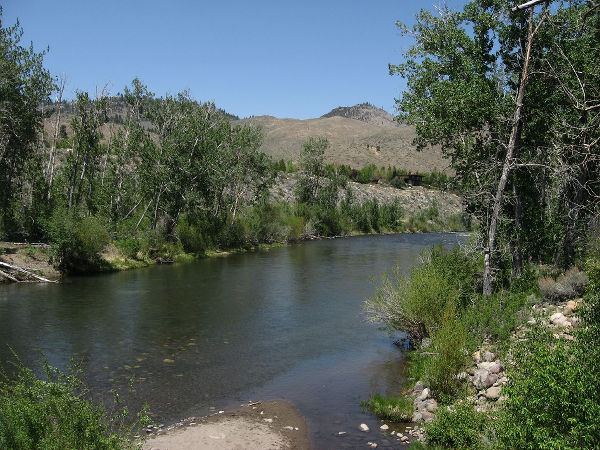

{"left": 422, "top": 399, "right": 438, "bottom": 412}
{"left": 485, "top": 386, "right": 502, "bottom": 400}
{"left": 359, "top": 423, "right": 370, "bottom": 432}
{"left": 421, "top": 411, "right": 435, "bottom": 422}
{"left": 412, "top": 412, "right": 423, "bottom": 422}
{"left": 380, "top": 424, "right": 389, "bottom": 430}
{"left": 416, "top": 387, "right": 430, "bottom": 402}
{"left": 473, "top": 369, "right": 498, "bottom": 390}
{"left": 478, "top": 361, "right": 503, "bottom": 374}
{"left": 413, "top": 381, "right": 425, "bottom": 393}
{"left": 483, "top": 351, "right": 497, "bottom": 362}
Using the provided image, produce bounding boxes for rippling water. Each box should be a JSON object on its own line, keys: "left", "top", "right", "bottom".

{"left": 0, "top": 232, "right": 465, "bottom": 448}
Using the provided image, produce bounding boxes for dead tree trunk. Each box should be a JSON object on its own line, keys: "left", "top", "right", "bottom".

{"left": 483, "top": 7, "right": 546, "bottom": 295}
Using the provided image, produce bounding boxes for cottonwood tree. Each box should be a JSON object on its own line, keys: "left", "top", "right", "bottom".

{"left": 391, "top": 0, "right": 599, "bottom": 293}
{"left": 0, "top": 10, "right": 53, "bottom": 234}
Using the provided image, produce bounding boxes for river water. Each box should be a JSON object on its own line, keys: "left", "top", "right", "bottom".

{"left": 0, "top": 232, "right": 465, "bottom": 448}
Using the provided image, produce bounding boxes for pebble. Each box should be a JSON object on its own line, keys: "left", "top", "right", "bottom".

{"left": 264, "top": 418, "right": 273, "bottom": 423}
{"left": 337, "top": 431, "right": 347, "bottom": 436}
{"left": 283, "top": 426, "right": 294, "bottom": 430}
{"left": 380, "top": 424, "right": 389, "bottom": 430}
{"left": 359, "top": 423, "right": 370, "bottom": 432}
{"left": 367, "top": 442, "right": 378, "bottom": 448}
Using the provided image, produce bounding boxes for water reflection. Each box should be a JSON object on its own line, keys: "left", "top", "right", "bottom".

{"left": 0, "top": 232, "right": 465, "bottom": 448}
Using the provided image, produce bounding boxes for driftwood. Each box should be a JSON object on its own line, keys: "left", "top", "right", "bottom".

{"left": 0, "top": 261, "right": 57, "bottom": 283}
{"left": 0, "top": 269, "right": 20, "bottom": 283}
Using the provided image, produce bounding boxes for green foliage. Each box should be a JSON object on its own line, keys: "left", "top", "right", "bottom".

{"left": 425, "top": 402, "right": 488, "bottom": 449}
{"left": 0, "top": 359, "right": 150, "bottom": 449}
{"left": 0, "top": 10, "right": 54, "bottom": 235}
{"left": 47, "top": 210, "right": 110, "bottom": 273}
{"left": 462, "top": 290, "right": 528, "bottom": 347}
{"left": 364, "top": 246, "right": 479, "bottom": 342}
{"left": 498, "top": 326, "right": 600, "bottom": 449}
{"left": 424, "top": 304, "right": 468, "bottom": 399}
{"left": 537, "top": 267, "right": 589, "bottom": 302}
{"left": 361, "top": 393, "right": 413, "bottom": 422}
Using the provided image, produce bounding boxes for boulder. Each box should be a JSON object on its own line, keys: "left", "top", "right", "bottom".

{"left": 413, "top": 381, "right": 425, "bottom": 394}
{"left": 473, "top": 369, "right": 498, "bottom": 390}
{"left": 416, "top": 388, "right": 430, "bottom": 402}
{"left": 478, "top": 361, "right": 503, "bottom": 374}
{"left": 550, "top": 312, "right": 571, "bottom": 327}
{"left": 485, "top": 386, "right": 502, "bottom": 401}
{"left": 482, "top": 351, "right": 497, "bottom": 362}
{"left": 422, "top": 399, "right": 438, "bottom": 412}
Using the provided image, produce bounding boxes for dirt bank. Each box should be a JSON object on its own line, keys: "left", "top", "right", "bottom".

{"left": 142, "top": 400, "right": 310, "bottom": 450}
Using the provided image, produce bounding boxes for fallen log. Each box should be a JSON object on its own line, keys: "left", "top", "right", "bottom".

{"left": 0, "top": 261, "right": 57, "bottom": 283}
{"left": 0, "top": 268, "right": 20, "bottom": 283}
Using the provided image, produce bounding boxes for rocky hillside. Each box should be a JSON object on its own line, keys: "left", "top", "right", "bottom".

{"left": 270, "top": 174, "right": 463, "bottom": 221}
{"left": 321, "top": 102, "right": 397, "bottom": 128}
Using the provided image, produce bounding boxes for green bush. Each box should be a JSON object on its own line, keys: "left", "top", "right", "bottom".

{"left": 498, "top": 325, "right": 600, "bottom": 449}
{"left": 364, "top": 246, "right": 479, "bottom": 343}
{"left": 47, "top": 210, "right": 110, "bottom": 274}
{"left": 424, "top": 304, "right": 468, "bottom": 399}
{"left": 425, "top": 402, "right": 488, "bottom": 448}
{"left": 0, "top": 360, "right": 150, "bottom": 449}
{"left": 175, "top": 215, "right": 208, "bottom": 254}
{"left": 361, "top": 393, "right": 413, "bottom": 422}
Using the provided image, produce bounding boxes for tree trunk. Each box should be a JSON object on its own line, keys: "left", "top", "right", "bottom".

{"left": 483, "top": 7, "right": 540, "bottom": 296}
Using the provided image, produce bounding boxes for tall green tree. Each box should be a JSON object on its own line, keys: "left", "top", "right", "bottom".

{"left": 0, "top": 10, "right": 54, "bottom": 234}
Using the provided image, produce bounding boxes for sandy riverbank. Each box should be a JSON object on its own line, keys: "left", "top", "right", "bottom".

{"left": 141, "top": 400, "right": 310, "bottom": 450}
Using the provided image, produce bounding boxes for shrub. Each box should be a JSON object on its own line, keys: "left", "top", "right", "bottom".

{"left": 425, "top": 402, "right": 488, "bottom": 448}
{"left": 47, "top": 210, "right": 110, "bottom": 274}
{"left": 0, "top": 359, "right": 150, "bottom": 449}
{"left": 498, "top": 325, "right": 600, "bottom": 449}
{"left": 364, "top": 246, "right": 478, "bottom": 343}
{"left": 538, "top": 267, "right": 588, "bottom": 301}
{"left": 361, "top": 393, "right": 413, "bottom": 422}
{"left": 175, "top": 215, "right": 208, "bottom": 254}
{"left": 424, "top": 304, "right": 468, "bottom": 398}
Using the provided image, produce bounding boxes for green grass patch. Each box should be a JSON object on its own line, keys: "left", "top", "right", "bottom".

{"left": 361, "top": 393, "right": 413, "bottom": 422}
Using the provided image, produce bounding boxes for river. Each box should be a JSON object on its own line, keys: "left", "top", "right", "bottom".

{"left": 0, "top": 232, "right": 465, "bottom": 448}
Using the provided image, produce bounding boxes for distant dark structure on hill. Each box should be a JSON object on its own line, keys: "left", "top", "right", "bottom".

{"left": 401, "top": 173, "right": 423, "bottom": 186}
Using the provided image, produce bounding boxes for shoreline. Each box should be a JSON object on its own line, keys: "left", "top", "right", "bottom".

{"left": 141, "top": 400, "right": 311, "bottom": 450}
{"left": 0, "top": 230, "right": 469, "bottom": 285}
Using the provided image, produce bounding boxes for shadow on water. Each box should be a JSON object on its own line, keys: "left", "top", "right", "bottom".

{"left": 0, "top": 232, "right": 466, "bottom": 448}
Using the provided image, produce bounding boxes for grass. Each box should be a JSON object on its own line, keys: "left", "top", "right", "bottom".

{"left": 361, "top": 393, "right": 413, "bottom": 422}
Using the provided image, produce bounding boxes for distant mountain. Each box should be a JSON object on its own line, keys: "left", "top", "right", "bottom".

{"left": 321, "top": 102, "right": 398, "bottom": 128}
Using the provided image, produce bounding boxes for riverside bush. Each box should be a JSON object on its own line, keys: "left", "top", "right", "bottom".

{"left": 425, "top": 402, "right": 488, "bottom": 448}
{"left": 47, "top": 210, "right": 110, "bottom": 273}
{"left": 364, "top": 246, "right": 479, "bottom": 343}
{"left": 537, "top": 266, "right": 588, "bottom": 301}
{"left": 0, "top": 360, "right": 150, "bottom": 449}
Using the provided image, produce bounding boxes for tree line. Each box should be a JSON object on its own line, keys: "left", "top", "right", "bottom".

{"left": 391, "top": 0, "right": 600, "bottom": 294}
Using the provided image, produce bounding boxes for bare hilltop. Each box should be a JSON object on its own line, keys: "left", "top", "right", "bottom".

{"left": 236, "top": 103, "right": 449, "bottom": 173}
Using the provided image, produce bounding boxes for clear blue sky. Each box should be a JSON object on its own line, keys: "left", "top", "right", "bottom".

{"left": 3, "top": 0, "right": 466, "bottom": 119}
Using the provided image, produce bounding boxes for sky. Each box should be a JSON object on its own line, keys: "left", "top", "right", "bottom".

{"left": 3, "top": 0, "right": 467, "bottom": 119}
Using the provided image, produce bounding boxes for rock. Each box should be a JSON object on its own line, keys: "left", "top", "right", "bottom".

{"left": 421, "top": 411, "right": 435, "bottom": 422}
{"left": 413, "top": 381, "right": 425, "bottom": 393}
{"left": 401, "top": 436, "right": 410, "bottom": 442}
{"left": 457, "top": 371, "right": 469, "bottom": 381}
{"left": 264, "top": 418, "right": 273, "bottom": 423}
{"left": 380, "top": 424, "right": 389, "bottom": 430}
{"left": 565, "top": 300, "right": 578, "bottom": 313}
{"left": 478, "top": 361, "right": 503, "bottom": 374}
{"left": 483, "top": 350, "right": 497, "bottom": 362}
{"left": 416, "top": 387, "right": 430, "bottom": 402}
{"left": 412, "top": 412, "right": 423, "bottom": 422}
{"left": 420, "top": 338, "right": 432, "bottom": 349}
{"left": 421, "top": 398, "right": 438, "bottom": 412}
{"left": 359, "top": 423, "right": 370, "bottom": 432}
{"left": 569, "top": 316, "right": 580, "bottom": 326}
{"left": 485, "top": 386, "right": 502, "bottom": 400}
{"left": 472, "top": 350, "right": 481, "bottom": 362}
{"left": 367, "top": 442, "right": 378, "bottom": 448}
{"left": 473, "top": 369, "right": 498, "bottom": 390}
{"left": 528, "top": 318, "right": 537, "bottom": 325}
{"left": 337, "top": 431, "right": 347, "bottom": 436}
{"left": 550, "top": 312, "right": 571, "bottom": 327}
